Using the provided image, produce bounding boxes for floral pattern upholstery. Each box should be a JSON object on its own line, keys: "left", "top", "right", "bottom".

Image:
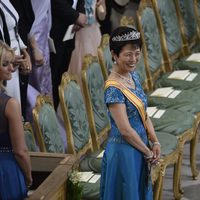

{"left": 178, "top": 0, "right": 198, "bottom": 41}
{"left": 24, "top": 129, "right": 37, "bottom": 152}
{"left": 86, "top": 62, "right": 110, "bottom": 134}
{"left": 103, "top": 45, "right": 113, "bottom": 74}
{"left": 64, "top": 81, "right": 90, "bottom": 152}
{"left": 39, "top": 104, "right": 65, "bottom": 153}
{"left": 157, "top": 0, "right": 182, "bottom": 55}
{"left": 136, "top": 54, "right": 147, "bottom": 86}
{"left": 141, "top": 7, "right": 163, "bottom": 73}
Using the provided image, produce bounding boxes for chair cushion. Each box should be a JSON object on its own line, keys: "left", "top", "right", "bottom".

{"left": 81, "top": 178, "right": 100, "bottom": 200}
{"left": 155, "top": 72, "right": 200, "bottom": 91}
{"left": 80, "top": 150, "right": 102, "bottom": 173}
{"left": 150, "top": 108, "right": 194, "bottom": 136}
{"left": 173, "top": 55, "right": 200, "bottom": 72}
{"left": 147, "top": 89, "right": 200, "bottom": 114}
{"left": 156, "top": 131, "right": 178, "bottom": 156}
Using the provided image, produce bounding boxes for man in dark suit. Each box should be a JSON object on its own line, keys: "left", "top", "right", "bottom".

{"left": 50, "top": 0, "right": 87, "bottom": 110}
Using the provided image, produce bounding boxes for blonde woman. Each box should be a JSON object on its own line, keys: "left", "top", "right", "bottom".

{"left": 0, "top": 41, "right": 32, "bottom": 199}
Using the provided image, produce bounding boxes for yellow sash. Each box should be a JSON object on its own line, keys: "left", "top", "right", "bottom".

{"left": 105, "top": 79, "right": 147, "bottom": 129}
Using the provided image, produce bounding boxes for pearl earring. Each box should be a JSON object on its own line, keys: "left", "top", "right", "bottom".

{"left": 114, "top": 60, "right": 117, "bottom": 64}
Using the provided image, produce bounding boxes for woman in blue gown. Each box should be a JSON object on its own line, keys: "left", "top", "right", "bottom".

{"left": 0, "top": 41, "right": 32, "bottom": 199}
{"left": 100, "top": 26, "right": 161, "bottom": 200}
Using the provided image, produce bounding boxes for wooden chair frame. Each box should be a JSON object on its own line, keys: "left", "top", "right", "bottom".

{"left": 97, "top": 33, "right": 111, "bottom": 80}
{"left": 81, "top": 54, "right": 110, "bottom": 150}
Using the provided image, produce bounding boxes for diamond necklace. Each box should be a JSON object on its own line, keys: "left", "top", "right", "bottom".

{"left": 110, "top": 70, "right": 133, "bottom": 84}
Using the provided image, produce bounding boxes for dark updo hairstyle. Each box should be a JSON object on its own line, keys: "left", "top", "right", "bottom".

{"left": 109, "top": 26, "right": 142, "bottom": 57}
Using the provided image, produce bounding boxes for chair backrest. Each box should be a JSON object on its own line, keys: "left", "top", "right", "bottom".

{"left": 153, "top": 0, "right": 185, "bottom": 57}
{"left": 32, "top": 95, "right": 65, "bottom": 153}
{"left": 81, "top": 54, "right": 110, "bottom": 150}
{"left": 176, "top": 0, "right": 200, "bottom": 46}
{"left": 59, "top": 73, "right": 93, "bottom": 156}
{"left": 136, "top": 0, "right": 166, "bottom": 89}
{"left": 23, "top": 122, "right": 37, "bottom": 152}
{"left": 97, "top": 34, "right": 113, "bottom": 80}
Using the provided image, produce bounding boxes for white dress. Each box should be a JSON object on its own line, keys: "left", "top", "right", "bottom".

{"left": 0, "top": 0, "right": 26, "bottom": 104}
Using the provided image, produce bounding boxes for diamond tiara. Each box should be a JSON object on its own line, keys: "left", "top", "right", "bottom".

{"left": 112, "top": 30, "right": 140, "bottom": 42}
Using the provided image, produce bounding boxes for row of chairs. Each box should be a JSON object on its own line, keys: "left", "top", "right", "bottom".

{"left": 25, "top": 55, "right": 110, "bottom": 199}
{"left": 24, "top": 0, "right": 200, "bottom": 199}
{"left": 97, "top": 0, "right": 200, "bottom": 199}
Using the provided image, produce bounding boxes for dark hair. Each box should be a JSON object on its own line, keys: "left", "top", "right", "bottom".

{"left": 109, "top": 26, "right": 142, "bottom": 57}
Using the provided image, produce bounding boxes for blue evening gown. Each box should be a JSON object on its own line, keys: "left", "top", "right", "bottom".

{"left": 0, "top": 92, "right": 27, "bottom": 200}
{"left": 100, "top": 72, "right": 153, "bottom": 200}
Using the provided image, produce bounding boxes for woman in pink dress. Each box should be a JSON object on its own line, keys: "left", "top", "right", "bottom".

{"left": 68, "top": 0, "right": 104, "bottom": 79}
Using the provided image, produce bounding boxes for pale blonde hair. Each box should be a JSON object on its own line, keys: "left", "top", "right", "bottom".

{"left": 0, "top": 41, "right": 15, "bottom": 90}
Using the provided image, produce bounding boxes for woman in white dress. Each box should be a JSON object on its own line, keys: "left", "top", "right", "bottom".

{"left": 0, "top": 0, "right": 31, "bottom": 105}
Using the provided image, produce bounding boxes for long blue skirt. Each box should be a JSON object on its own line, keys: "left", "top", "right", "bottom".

{"left": 0, "top": 152, "right": 27, "bottom": 200}
{"left": 100, "top": 141, "right": 153, "bottom": 200}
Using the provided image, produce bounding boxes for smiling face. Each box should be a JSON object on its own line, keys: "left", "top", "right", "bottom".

{"left": 113, "top": 43, "right": 141, "bottom": 73}
{"left": 0, "top": 50, "right": 14, "bottom": 81}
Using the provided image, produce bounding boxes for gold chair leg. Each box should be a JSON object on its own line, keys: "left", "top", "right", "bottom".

{"left": 153, "top": 170, "right": 163, "bottom": 200}
{"left": 190, "top": 127, "right": 199, "bottom": 179}
{"left": 173, "top": 149, "right": 183, "bottom": 200}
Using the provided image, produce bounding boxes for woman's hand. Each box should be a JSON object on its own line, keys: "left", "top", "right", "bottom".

{"left": 18, "top": 49, "right": 32, "bottom": 74}
{"left": 151, "top": 142, "right": 161, "bottom": 165}
{"left": 31, "top": 47, "right": 45, "bottom": 66}
{"left": 26, "top": 175, "right": 33, "bottom": 188}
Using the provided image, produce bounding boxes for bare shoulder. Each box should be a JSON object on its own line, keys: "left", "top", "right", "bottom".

{"left": 5, "top": 98, "right": 21, "bottom": 119}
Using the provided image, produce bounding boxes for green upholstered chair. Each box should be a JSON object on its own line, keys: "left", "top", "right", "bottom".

{"left": 81, "top": 54, "right": 110, "bottom": 150}
{"left": 152, "top": 0, "right": 200, "bottom": 73}
{"left": 58, "top": 74, "right": 93, "bottom": 156}
{"left": 137, "top": 1, "right": 200, "bottom": 114}
{"left": 137, "top": 1, "right": 199, "bottom": 198}
{"left": 33, "top": 94, "right": 100, "bottom": 199}
{"left": 150, "top": 0, "right": 200, "bottom": 90}
{"left": 59, "top": 72, "right": 103, "bottom": 173}
{"left": 138, "top": 0, "right": 200, "bottom": 111}
{"left": 97, "top": 34, "right": 113, "bottom": 80}
{"left": 32, "top": 95, "right": 65, "bottom": 153}
{"left": 24, "top": 122, "right": 38, "bottom": 152}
